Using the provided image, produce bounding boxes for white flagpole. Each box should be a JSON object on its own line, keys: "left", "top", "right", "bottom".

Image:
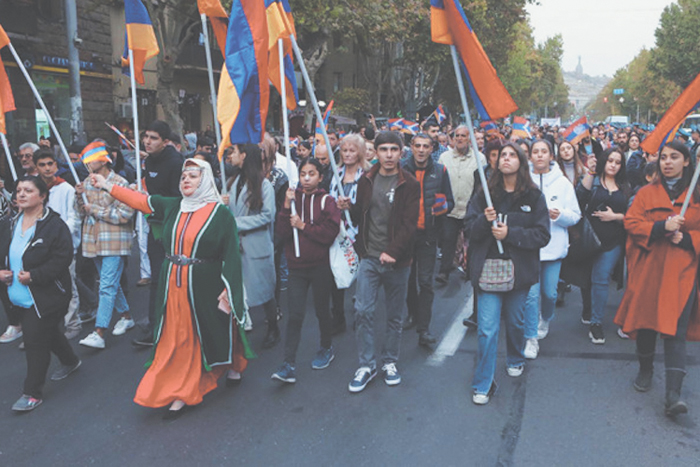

{"left": 200, "top": 13, "right": 227, "bottom": 194}
{"left": 289, "top": 34, "right": 351, "bottom": 226}
{"left": 7, "top": 42, "right": 85, "bottom": 201}
{"left": 450, "top": 45, "right": 503, "bottom": 254}
{"left": 128, "top": 48, "right": 144, "bottom": 245}
{"left": 0, "top": 132, "right": 18, "bottom": 181}
{"left": 279, "top": 38, "right": 300, "bottom": 257}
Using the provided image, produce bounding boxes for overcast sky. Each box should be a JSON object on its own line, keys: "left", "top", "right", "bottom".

{"left": 526, "top": 0, "right": 675, "bottom": 77}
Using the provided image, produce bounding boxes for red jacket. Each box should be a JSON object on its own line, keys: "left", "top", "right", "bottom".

{"left": 276, "top": 188, "right": 341, "bottom": 269}
{"left": 615, "top": 183, "right": 700, "bottom": 340}
{"left": 350, "top": 163, "right": 420, "bottom": 268}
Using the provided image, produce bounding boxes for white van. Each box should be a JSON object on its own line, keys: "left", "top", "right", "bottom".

{"left": 682, "top": 114, "right": 700, "bottom": 130}
{"left": 604, "top": 115, "right": 630, "bottom": 126}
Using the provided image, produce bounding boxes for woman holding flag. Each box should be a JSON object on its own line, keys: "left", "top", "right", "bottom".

{"left": 615, "top": 140, "right": 700, "bottom": 417}
{"left": 90, "top": 158, "right": 250, "bottom": 418}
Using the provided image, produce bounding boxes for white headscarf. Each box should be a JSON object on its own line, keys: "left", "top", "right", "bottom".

{"left": 179, "top": 158, "right": 222, "bottom": 212}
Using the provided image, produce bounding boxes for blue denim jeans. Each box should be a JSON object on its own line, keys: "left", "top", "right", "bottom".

{"left": 472, "top": 288, "right": 528, "bottom": 395}
{"left": 591, "top": 245, "right": 622, "bottom": 325}
{"left": 94, "top": 256, "right": 129, "bottom": 330}
{"left": 354, "top": 257, "right": 410, "bottom": 370}
{"left": 524, "top": 260, "right": 562, "bottom": 339}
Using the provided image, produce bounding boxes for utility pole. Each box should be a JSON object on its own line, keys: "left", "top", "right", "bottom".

{"left": 65, "top": 1, "right": 86, "bottom": 144}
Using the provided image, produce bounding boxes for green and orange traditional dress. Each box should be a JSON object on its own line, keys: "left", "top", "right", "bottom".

{"left": 111, "top": 186, "right": 253, "bottom": 408}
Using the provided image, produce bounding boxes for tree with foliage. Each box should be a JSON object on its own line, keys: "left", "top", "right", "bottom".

{"left": 650, "top": 0, "right": 700, "bottom": 89}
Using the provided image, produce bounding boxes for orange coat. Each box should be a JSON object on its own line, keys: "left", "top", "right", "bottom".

{"left": 614, "top": 183, "right": 700, "bottom": 340}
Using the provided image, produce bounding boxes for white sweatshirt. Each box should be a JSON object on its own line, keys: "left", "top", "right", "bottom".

{"left": 530, "top": 162, "right": 581, "bottom": 261}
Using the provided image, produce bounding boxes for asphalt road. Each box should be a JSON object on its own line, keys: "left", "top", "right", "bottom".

{"left": 0, "top": 259, "right": 698, "bottom": 466}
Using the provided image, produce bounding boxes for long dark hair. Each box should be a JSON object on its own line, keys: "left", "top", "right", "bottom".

{"left": 655, "top": 140, "right": 700, "bottom": 202}
{"left": 228, "top": 143, "right": 264, "bottom": 212}
{"left": 556, "top": 140, "right": 585, "bottom": 186}
{"left": 488, "top": 142, "right": 536, "bottom": 202}
{"left": 596, "top": 147, "right": 629, "bottom": 195}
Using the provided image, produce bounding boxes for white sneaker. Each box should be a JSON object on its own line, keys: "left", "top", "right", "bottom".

{"left": 507, "top": 365, "right": 524, "bottom": 377}
{"left": 112, "top": 317, "right": 135, "bottom": 336}
{"left": 524, "top": 338, "right": 539, "bottom": 360}
{"left": 536, "top": 319, "right": 550, "bottom": 340}
{"left": 472, "top": 393, "right": 490, "bottom": 405}
{"left": 244, "top": 310, "right": 253, "bottom": 332}
{"left": 79, "top": 331, "right": 105, "bottom": 349}
{"left": 0, "top": 325, "right": 22, "bottom": 343}
{"left": 616, "top": 327, "right": 630, "bottom": 339}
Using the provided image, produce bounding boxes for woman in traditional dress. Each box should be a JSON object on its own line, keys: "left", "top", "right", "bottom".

{"left": 615, "top": 140, "right": 700, "bottom": 417}
{"left": 90, "top": 158, "right": 251, "bottom": 419}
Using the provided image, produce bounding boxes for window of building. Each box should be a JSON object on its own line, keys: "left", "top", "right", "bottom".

{"left": 37, "top": 0, "right": 64, "bottom": 22}
{"left": 333, "top": 72, "right": 342, "bottom": 93}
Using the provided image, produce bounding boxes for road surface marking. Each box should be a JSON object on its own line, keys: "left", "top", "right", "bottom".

{"left": 426, "top": 289, "right": 473, "bottom": 367}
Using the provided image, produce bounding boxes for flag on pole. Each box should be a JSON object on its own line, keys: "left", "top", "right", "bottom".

{"left": 389, "top": 118, "right": 419, "bottom": 135}
{"left": 480, "top": 120, "right": 498, "bottom": 136}
{"left": 642, "top": 71, "right": 700, "bottom": 154}
{"left": 430, "top": 0, "right": 517, "bottom": 121}
{"left": 563, "top": 117, "right": 591, "bottom": 145}
{"left": 80, "top": 141, "right": 112, "bottom": 165}
{"left": 511, "top": 116, "right": 532, "bottom": 139}
{"left": 266, "top": 0, "right": 298, "bottom": 110}
{"left": 218, "top": 0, "right": 270, "bottom": 149}
{"left": 432, "top": 104, "right": 447, "bottom": 124}
{"left": 0, "top": 25, "right": 16, "bottom": 135}
{"left": 313, "top": 100, "right": 334, "bottom": 149}
{"left": 197, "top": 0, "right": 229, "bottom": 53}
{"left": 121, "top": 0, "right": 160, "bottom": 85}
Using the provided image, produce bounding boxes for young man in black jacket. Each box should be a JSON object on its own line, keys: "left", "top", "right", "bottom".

{"left": 401, "top": 133, "right": 454, "bottom": 347}
{"left": 132, "top": 120, "right": 183, "bottom": 347}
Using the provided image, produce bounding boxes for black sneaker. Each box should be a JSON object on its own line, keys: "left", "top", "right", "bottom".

{"left": 418, "top": 332, "right": 437, "bottom": 348}
{"left": 132, "top": 333, "right": 154, "bottom": 347}
{"left": 589, "top": 324, "right": 605, "bottom": 344}
{"left": 348, "top": 367, "right": 377, "bottom": 393}
{"left": 50, "top": 359, "right": 82, "bottom": 381}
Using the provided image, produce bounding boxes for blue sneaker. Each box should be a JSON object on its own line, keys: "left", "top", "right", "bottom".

{"left": 271, "top": 363, "right": 296, "bottom": 384}
{"left": 311, "top": 346, "right": 334, "bottom": 370}
{"left": 348, "top": 366, "right": 376, "bottom": 393}
{"left": 382, "top": 363, "right": 401, "bottom": 386}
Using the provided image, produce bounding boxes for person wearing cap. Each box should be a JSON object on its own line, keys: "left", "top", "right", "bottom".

{"left": 74, "top": 143, "right": 135, "bottom": 349}
{"left": 690, "top": 126, "right": 700, "bottom": 157}
{"left": 348, "top": 131, "right": 420, "bottom": 392}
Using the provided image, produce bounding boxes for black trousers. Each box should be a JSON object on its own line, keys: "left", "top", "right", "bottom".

{"left": 439, "top": 217, "right": 462, "bottom": 275}
{"left": 19, "top": 306, "right": 79, "bottom": 399}
{"left": 330, "top": 281, "right": 346, "bottom": 326}
{"left": 636, "top": 285, "right": 695, "bottom": 371}
{"left": 283, "top": 264, "right": 333, "bottom": 365}
{"left": 147, "top": 231, "right": 166, "bottom": 331}
{"left": 407, "top": 232, "right": 437, "bottom": 334}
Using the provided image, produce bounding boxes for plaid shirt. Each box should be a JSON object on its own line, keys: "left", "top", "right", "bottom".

{"left": 76, "top": 171, "right": 134, "bottom": 257}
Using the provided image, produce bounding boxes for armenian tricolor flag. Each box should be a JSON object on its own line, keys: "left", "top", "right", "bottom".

{"left": 265, "top": 0, "right": 298, "bottom": 110}
{"left": 80, "top": 141, "right": 112, "bottom": 165}
{"left": 480, "top": 120, "right": 498, "bottom": 136}
{"left": 511, "top": 116, "right": 532, "bottom": 139}
{"left": 218, "top": 0, "right": 270, "bottom": 149}
{"left": 0, "top": 25, "right": 15, "bottom": 135}
{"left": 121, "top": 0, "right": 160, "bottom": 85}
{"left": 313, "top": 100, "right": 334, "bottom": 150}
{"left": 197, "top": 0, "right": 229, "bottom": 54}
{"left": 432, "top": 105, "right": 447, "bottom": 125}
{"left": 430, "top": 0, "right": 517, "bottom": 121}
{"left": 563, "top": 117, "right": 591, "bottom": 145}
{"left": 642, "top": 71, "right": 700, "bottom": 154}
